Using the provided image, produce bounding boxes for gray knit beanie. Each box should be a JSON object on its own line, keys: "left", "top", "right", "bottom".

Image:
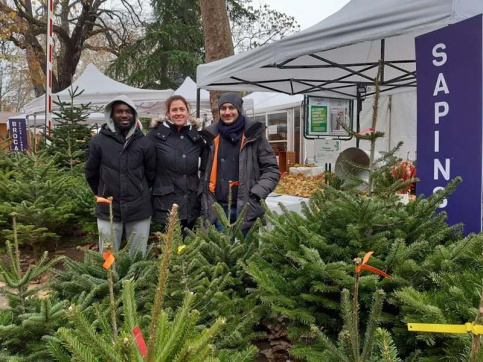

{"left": 218, "top": 92, "right": 243, "bottom": 114}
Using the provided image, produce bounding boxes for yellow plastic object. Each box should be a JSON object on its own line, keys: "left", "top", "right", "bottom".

{"left": 408, "top": 322, "right": 483, "bottom": 335}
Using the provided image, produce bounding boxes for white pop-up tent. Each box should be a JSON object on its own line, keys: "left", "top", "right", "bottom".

{"left": 23, "top": 64, "right": 174, "bottom": 120}
{"left": 147, "top": 76, "right": 255, "bottom": 121}
{"left": 197, "top": 0, "right": 482, "bottom": 160}
{"left": 197, "top": 0, "right": 483, "bottom": 99}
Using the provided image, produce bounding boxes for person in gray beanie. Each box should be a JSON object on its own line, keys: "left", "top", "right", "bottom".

{"left": 199, "top": 92, "right": 280, "bottom": 235}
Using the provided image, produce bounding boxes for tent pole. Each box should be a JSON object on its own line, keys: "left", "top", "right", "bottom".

{"left": 356, "top": 89, "right": 363, "bottom": 148}
{"left": 196, "top": 88, "right": 201, "bottom": 118}
{"left": 380, "top": 39, "right": 385, "bottom": 84}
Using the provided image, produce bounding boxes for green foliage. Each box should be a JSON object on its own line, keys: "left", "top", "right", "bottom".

{"left": 289, "top": 288, "right": 403, "bottom": 362}
{"left": 109, "top": 0, "right": 300, "bottom": 90}
{"left": 51, "top": 245, "right": 157, "bottom": 308}
{"left": 0, "top": 214, "right": 66, "bottom": 360}
{"left": 245, "top": 176, "right": 473, "bottom": 359}
{"left": 43, "top": 87, "right": 93, "bottom": 170}
{"left": 0, "top": 149, "right": 95, "bottom": 249}
{"left": 46, "top": 282, "right": 226, "bottom": 361}
{"left": 46, "top": 206, "right": 233, "bottom": 361}
{"left": 167, "top": 205, "right": 264, "bottom": 352}
{"left": 392, "top": 233, "right": 483, "bottom": 360}
{"left": 109, "top": 0, "right": 204, "bottom": 89}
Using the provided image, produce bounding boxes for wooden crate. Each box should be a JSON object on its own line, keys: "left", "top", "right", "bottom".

{"left": 278, "top": 151, "right": 296, "bottom": 173}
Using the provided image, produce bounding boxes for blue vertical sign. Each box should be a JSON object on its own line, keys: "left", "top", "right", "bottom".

{"left": 416, "top": 15, "right": 483, "bottom": 234}
{"left": 8, "top": 117, "right": 29, "bottom": 152}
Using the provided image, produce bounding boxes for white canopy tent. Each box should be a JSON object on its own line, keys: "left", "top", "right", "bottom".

{"left": 198, "top": 0, "right": 482, "bottom": 161}
{"left": 23, "top": 64, "right": 174, "bottom": 122}
{"left": 197, "top": 0, "right": 483, "bottom": 99}
{"left": 147, "top": 76, "right": 254, "bottom": 121}
{"left": 243, "top": 92, "right": 303, "bottom": 114}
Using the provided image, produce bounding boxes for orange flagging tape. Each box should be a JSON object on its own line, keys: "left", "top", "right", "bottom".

{"left": 102, "top": 251, "right": 115, "bottom": 269}
{"left": 96, "top": 196, "right": 112, "bottom": 204}
{"left": 355, "top": 251, "right": 391, "bottom": 278}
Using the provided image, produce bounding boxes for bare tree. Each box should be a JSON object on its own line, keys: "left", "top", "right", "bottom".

{"left": 230, "top": 2, "right": 299, "bottom": 53}
{"left": 0, "top": 0, "right": 145, "bottom": 97}
{"left": 0, "top": 41, "right": 34, "bottom": 112}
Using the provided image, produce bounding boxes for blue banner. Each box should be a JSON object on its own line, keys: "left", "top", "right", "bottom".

{"left": 8, "top": 117, "right": 29, "bottom": 152}
{"left": 416, "top": 15, "right": 483, "bottom": 234}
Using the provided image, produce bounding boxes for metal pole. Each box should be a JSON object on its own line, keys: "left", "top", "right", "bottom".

{"left": 196, "top": 88, "right": 201, "bottom": 118}
{"left": 45, "top": 0, "right": 54, "bottom": 141}
{"left": 356, "top": 88, "right": 362, "bottom": 148}
{"left": 380, "top": 39, "right": 385, "bottom": 84}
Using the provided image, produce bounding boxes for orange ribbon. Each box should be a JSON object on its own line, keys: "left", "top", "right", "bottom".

{"left": 229, "top": 181, "right": 241, "bottom": 188}
{"left": 355, "top": 251, "right": 391, "bottom": 278}
{"left": 96, "top": 196, "right": 112, "bottom": 204}
{"left": 102, "top": 250, "right": 115, "bottom": 269}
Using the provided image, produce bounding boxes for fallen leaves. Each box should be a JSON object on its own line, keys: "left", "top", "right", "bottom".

{"left": 275, "top": 172, "right": 325, "bottom": 198}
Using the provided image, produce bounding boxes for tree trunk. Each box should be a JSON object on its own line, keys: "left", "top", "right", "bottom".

{"left": 199, "top": 0, "right": 235, "bottom": 121}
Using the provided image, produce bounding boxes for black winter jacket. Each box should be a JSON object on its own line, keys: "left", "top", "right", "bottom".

{"left": 85, "top": 124, "right": 156, "bottom": 221}
{"left": 147, "top": 122, "right": 204, "bottom": 224}
{"left": 199, "top": 117, "right": 280, "bottom": 229}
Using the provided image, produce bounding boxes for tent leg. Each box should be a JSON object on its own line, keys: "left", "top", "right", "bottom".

{"left": 356, "top": 95, "right": 362, "bottom": 148}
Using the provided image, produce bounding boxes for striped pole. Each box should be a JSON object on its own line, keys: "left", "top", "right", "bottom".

{"left": 45, "top": 0, "right": 54, "bottom": 138}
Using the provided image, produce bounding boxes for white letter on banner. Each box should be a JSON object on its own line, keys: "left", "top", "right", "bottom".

{"left": 433, "top": 186, "right": 448, "bottom": 208}
{"left": 434, "top": 130, "right": 439, "bottom": 152}
{"left": 12, "top": 122, "right": 16, "bottom": 127}
{"left": 433, "top": 73, "right": 450, "bottom": 96}
{"left": 434, "top": 159, "right": 450, "bottom": 180}
{"left": 432, "top": 43, "right": 447, "bottom": 66}
{"left": 434, "top": 102, "right": 449, "bottom": 124}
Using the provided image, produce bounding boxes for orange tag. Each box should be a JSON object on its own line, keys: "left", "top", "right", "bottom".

{"left": 355, "top": 251, "right": 391, "bottom": 278}
{"left": 102, "top": 251, "right": 115, "bottom": 269}
{"left": 96, "top": 196, "right": 112, "bottom": 204}
{"left": 360, "top": 264, "right": 391, "bottom": 278}
{"left": 229, "top": 181, "right": 241, "bottom": 188}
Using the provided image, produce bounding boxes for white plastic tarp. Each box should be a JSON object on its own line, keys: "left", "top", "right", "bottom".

{"left": 23, "top": 64, "right": 174, "bottom": 118}
{"left": 197, "top": 0, "right": 483, "bottom": 98}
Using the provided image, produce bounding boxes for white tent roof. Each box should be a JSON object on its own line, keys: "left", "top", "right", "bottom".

{"left": 243, "top": 92, "right": 303, "bottom": 114}
{"left": 197, "top": 0, "right": 483, "bottom": 98}
{"left": 145, "top": 76, "right": 254, "bottom": 118}
{"left": 23, "top": 64, "right": 174, "bottom": 118}
{"left": 176, "top": 76, "right": 211, "bottom": 107}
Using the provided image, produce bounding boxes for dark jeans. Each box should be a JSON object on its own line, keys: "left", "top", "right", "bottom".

{"left": 214, "top": 205, "right": 249, "bottom": 237}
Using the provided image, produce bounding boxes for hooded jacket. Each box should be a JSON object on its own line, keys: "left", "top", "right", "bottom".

{"left": 85, "top": 95, "right": 156, "bottom": 221}
{"left": 147, "top": 120, "right": 204, "bottom": 224}
{"left": 199, "top": 117, "right": 280, "bottom": 229}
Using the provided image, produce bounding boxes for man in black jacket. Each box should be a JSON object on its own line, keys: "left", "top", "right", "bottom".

{"left": 199, "top": 92, "right": 280, "bottom": 235}
{"left": 85, "top": 95, "right": 156, "bottom": 256}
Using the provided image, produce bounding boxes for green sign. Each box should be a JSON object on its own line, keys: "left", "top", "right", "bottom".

{"left": 310, "top": 105, "right": 328, "bottom": 133}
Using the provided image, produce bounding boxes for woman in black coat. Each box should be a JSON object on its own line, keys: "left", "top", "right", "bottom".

{"left": 147, "top": 95, "right": 204, "bottom": 230}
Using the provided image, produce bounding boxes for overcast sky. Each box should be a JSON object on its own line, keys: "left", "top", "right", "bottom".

{"left": 257, "top": 0, "right": 351, "bottom": 30}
